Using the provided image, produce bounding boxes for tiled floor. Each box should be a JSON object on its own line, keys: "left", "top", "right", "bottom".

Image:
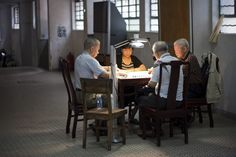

{"left": 0, "top": 67, "right": 236, "bottom": 157}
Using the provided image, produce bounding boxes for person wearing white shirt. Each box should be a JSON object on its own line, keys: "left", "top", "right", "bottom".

{"left": 137, "top": 41, "right": 184, "bottom": 110}
{"left": 74, "top": 37, "right": 110, "bottom": 90}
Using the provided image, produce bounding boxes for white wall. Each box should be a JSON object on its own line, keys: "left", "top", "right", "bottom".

{"left": 71, "top": 31, "right": 85, "bottom": 57}
{"left": 38, "top": 0, "right": 48, "bottom": 39}
{"left": 192, "top": 0, "right": 236, "bottom": 115}
{"left": 48, "top": 0, "right": 72, "bottom": 70}
{"left": 214, "top": 35, "right": 236, "bottom": 114}
{"left": 192, "top": 0, "right": 212, "bottom": 60}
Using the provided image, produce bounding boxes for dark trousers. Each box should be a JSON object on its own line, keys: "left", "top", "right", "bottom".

{"left": 137, "top": 94, "right": 182, "bottom": 129}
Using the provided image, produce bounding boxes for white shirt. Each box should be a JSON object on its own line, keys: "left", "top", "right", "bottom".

{"left": 150, "top": 53, "right": 184, "bottom": 101}
{"left": 74, "top": 51, "right": 106, "bottom": 89}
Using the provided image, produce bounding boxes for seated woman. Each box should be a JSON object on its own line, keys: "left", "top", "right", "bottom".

{"left": 117, "top": 44, "right": 146, "bottom": 71}
{"left": 116, "top": 44, "right": 147, "bottom": 124}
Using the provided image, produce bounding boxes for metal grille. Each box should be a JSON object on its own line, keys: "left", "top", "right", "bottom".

{"left": 112, "top": 0, "right": 140, "bottom": 31}
{"left": 220, "top": 0, "right": 236, "bottom": 33}
{"left": 75, "top": 0, "right": 84, "bottom": 30}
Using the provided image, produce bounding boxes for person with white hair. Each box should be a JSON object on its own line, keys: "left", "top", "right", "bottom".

{"left": 174, "top": 38, "right": 203, "bottom": 98}
{"left": 137, "top": 41, "right": 184, "bottom": 109}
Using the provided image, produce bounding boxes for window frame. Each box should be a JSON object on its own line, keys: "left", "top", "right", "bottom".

{"left": 219, "top": 0, "right": 236, "bottom": 34}
{"left": 11, "top": 5, "right": 20, "bottom": 30}
{"left": 149, "top": 0, "right": 159, "bottom": 32}
{"left": 113, "top": 0, "right": 140, "bottom": 32}
{"left": 74, "top": 0, "right": 84, "bottom": 31}
{"left": 32, "top": 1, "right": 36, "bottom": 29}
{"left": 219, "top": 0, "right": 236, "bottom": 17}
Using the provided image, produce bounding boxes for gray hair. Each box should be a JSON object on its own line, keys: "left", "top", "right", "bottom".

{"left": 152, "top": 41, "right": 168, "bottom": 54}
{"left": 84, "top": 37, "right": 100, "bottom": 50}
{"left": 174, "top": 38, "right": 189, "bottom": 48}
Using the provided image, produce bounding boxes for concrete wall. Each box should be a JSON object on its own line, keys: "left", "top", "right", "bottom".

{"left": 48, "top": 0, "right": 72, "bottom": 70}
{"left": 214, "top": 35, "right": 236, "bottom": 114}
{"left": 192, "top": 0, "right": 212, "bottom": 61}
{"left": 0, "top": 3, "right": 22, "bottom": 65}
{"left": 19, "top": 0, "right": 35, "bottom": 66}
{"left": 0, "top": 4, "right": 12, "bottom": 53}
{"left": 0, "top": 1, "right": 38, "bottom": 66}
{"left": 191, "top": 0, "right": 236, "bottom": 115}
{"left": 37, "top": 0, "right": 48, "bottom": 69}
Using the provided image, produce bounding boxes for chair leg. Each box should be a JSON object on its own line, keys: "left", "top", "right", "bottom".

{"left": 120, "top": 115, "right": 126, "bottom": 145}
{"left": 72, "top": 113, "right": 78, "bottom": 138}
{"left": 141, "top": 112, "right": 147, "bottom": 140}
{"left": 183, "top": 116, "right": 188, "bottom": 144}
{"left": 156, "top": 119, "right": 161, "bottom": 147}
{"left": 82, "top": 118, "right": 87, "bottom": 149}
{"left": 66, "top": 108, "right": 72, "bottom": 134}
{"left": 169, "top": 118, "right": 173, "bottom": 137}
{"left": 107, "top": 119, "right": 112, "bottom": 151}
{"left": 128, "top": 105, "right": 132, "bottom": 122}
{"left": 208, "top": 103, "right": 214, "bottom": 128}
{"left": 95, "top": 120, "right": 100, "bottom": 142}
{"left": 197, "top": 106, "right": 203, "bottom": 123}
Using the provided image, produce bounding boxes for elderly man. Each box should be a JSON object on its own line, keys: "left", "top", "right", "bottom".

{"left": 74, "top": 37, "right": 110, "bottom": 90}
{"left": 74, "top": 37, "right": 111, "bottom": 109}
{"left": 137, "top": 41, "right": 184, "bottom": 110}
{"left": 174, "top": 38, "right": 203, "bottom": 98}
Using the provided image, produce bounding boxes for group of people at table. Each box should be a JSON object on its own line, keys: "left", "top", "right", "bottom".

{"left": 74, "top": 36, "right": 203, "bottom": 126}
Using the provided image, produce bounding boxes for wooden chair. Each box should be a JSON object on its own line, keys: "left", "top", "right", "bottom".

{"left": 59, "top": 58, "right": 83, "bottom": 138}
{"left": 140, "top": 61, "right": 190, "bottom": 146}
{"left": 185, "top": 98, "right": 213, "bottom": 127}
{"left": 185, "top": 57, "right": 214, "bottom": 128}
{"left": 80, "top": 78, "right": 127, "bottom": 151}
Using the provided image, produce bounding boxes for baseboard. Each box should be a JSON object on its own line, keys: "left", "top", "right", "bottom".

{"left": 215, "top": 108, "right": 236, "bottom": 120}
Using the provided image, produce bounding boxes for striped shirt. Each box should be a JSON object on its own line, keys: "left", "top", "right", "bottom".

{"left": 121, "top": 61, "right": 134, "bottom": 70}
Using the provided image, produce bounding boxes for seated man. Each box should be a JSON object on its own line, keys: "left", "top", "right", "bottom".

{"left": 174, "top": 38, "right": 203, "bottom": 98}
{"left": 74, "top": 37, "right": 112, "bottom": 135}
{"left": 174, "top": 38, "right": 203, "bottom": 124}
{"left": 74, "top": 37, "right": 110, "bottom": 106}
{"left": 137, "top": 41, "right": 184, "bottom": 125}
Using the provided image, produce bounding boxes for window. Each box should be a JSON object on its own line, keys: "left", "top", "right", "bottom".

{"left": 32, "top": 1, "right": 36, "bottom": 29}
{"left": 220, "top": 0, "right": 236, "bottom": 33}
{"left": 150, "top": 0, "right": 159, "bottom": 32}
{"left": 74, "top": 0, "right": 84, "bottom": 30}
{"left": 112, "top": 0, "right": 140, "bottom": 32}
{"left": 11, "top": 5, "right": 20, "bottom": 29}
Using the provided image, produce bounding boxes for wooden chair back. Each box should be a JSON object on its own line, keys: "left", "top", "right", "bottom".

{"left": 60, "top": 58, "right": 78, "bottom": 106}
{"left": 141, "top": 60, "right": 190, "bottom": 146}
{"left": 185, "top": 55, "right": 214, "bottom": 128}
{"left": 80, "top": 78, "right": 113, "bottom": 115}
{"left": 156, "top": 61, "right": 189, "bottom": 110}
{"left": 59, "top": 57, "right": 83, "bottom": 138}
{"left": 80, "top": 78, "right": 127, "bottom": 150}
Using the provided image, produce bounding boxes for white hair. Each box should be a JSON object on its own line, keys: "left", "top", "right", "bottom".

{"left": 174, "top": 38, "right": 189, "bottom": 48}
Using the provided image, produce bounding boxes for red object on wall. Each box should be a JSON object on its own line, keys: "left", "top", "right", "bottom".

{"left": 66, "top": 52, "right": 75, "bottom": 71}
